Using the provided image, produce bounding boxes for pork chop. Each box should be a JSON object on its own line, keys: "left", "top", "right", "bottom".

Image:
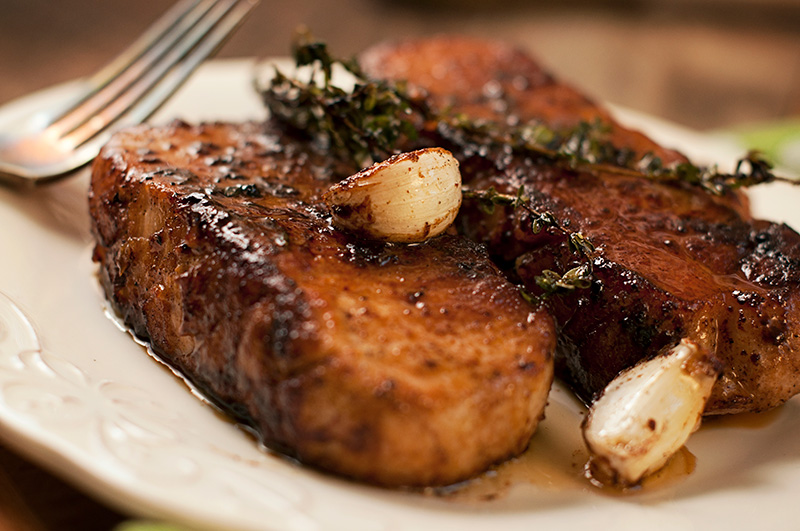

{"left": 88, "top": 119, "right": 555, "bottom": 487}
{"left": 360, "top": 36, "right": 800, "bottom": 414}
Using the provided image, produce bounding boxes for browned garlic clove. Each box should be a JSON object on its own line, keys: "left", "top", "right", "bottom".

{"left": 583, "top": 338, "right": 720, "bottom": 487}
{"left": 323, "top": 148, "right": 462, "bottom": 243}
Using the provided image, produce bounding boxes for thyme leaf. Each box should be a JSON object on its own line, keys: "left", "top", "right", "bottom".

{"left": 531, "top": 211, "right": 558, "bottom": 234}
{"left": 568, "top": 232, "right": 595, "bottom": 255}
{"left": 536, "top": 264, "right": 593, "bottom": 295}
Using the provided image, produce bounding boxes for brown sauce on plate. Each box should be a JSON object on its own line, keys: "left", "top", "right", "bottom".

{"left": 432, "top": 385, "right": 699, "bottom": 502}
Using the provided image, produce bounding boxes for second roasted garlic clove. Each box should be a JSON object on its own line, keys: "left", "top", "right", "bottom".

{"left": 323, "top": 148, "right": 462, "bottom": 243}
{"left": 582, "top": 338, "right": 720, "bottom": 487}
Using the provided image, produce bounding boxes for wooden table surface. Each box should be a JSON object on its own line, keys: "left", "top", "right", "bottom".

{"left": 0, "top": 444, "right": 124, "bottom": 531}
{"left": 0, "top": 0, "right": 799, "bottom": 529}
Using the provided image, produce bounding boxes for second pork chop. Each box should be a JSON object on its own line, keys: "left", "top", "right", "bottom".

{"left": 361, "top": 36, "right": 800, "bottom": 414}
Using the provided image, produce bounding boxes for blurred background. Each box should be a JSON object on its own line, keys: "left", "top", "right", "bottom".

{"left": 1, "top": 0, "right": 800, "bottom": 131}
{"left": 0, "top": 0, "right": 799, "bottom": 529}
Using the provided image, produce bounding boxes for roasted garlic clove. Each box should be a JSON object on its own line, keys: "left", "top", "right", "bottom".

{"left": 323, "top": 148, "right": 462, "bottom": 243}
{"left": 583, "top": 338, "right": 720, "bottom": 487}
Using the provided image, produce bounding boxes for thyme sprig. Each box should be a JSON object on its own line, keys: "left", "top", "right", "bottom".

{"left": 462, "top": 186, "right": 595, "bottom": 298}
{"left": 438, "top": 116, "right": 794, "bottom": 196}
{"left": 632, "top": 150, "right": 784, "bottom": 195}
{"left": 258, "top": 37, "right": 423, "bottom": 168}
{"left": 436, "top": 116, "right": 638, "bottom": 170}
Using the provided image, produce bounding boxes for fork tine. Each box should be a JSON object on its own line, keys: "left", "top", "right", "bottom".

{"left": 49, "top": 0, "right": 218, "bottom": 137}
{"left": 83, "top": 0, "right": 206, "bottom": 91}
{"left": 46, "top": 0, "right": 206, "bottom": 128}
{"left": 62, "top": 0, "right": 258, "bottom": 151}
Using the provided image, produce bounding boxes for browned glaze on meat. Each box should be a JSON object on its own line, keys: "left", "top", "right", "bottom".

{"left": 361, "top": 36, "right": 800, "bottom": 414}
{"left": 89, "top": 120, "right": 556, "bottom": 487}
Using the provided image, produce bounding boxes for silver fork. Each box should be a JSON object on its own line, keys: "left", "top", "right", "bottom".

{"left": 0, "top": 0, "right": 259, "bottom": 187}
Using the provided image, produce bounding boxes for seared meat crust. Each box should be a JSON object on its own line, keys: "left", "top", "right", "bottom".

{"left": 89, "top": 120, "right": 555, "bottom": 487}
{"left": 361, "top": 36, "right": 800, "bottom": 414}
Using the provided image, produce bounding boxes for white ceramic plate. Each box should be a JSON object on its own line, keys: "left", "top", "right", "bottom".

{"left": 1, "top": 60, "right": 800, "bottom": 531}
